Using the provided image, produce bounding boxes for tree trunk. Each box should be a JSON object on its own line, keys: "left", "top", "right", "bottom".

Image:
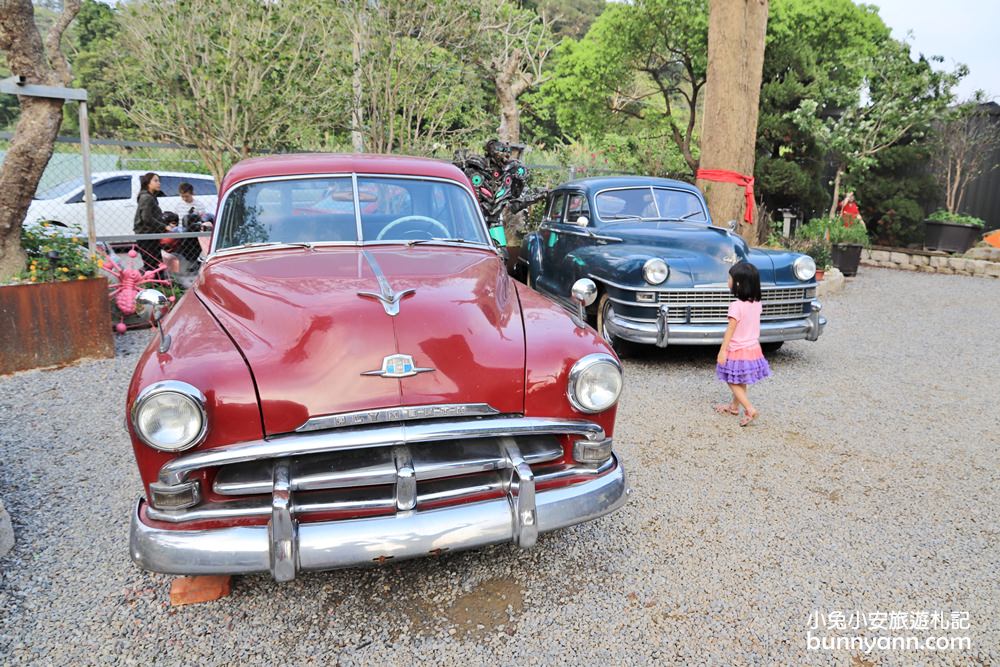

{"left": 496, "top": 82, "right": 520, "bottom": 145}
{"left": 695, "top": 0, "right": 769, "bottom": 243}
{"left": 0, "top": 97, "right": 65, "bottom": 278}
{"left": 828, "top": 166, "right": 843, "bottom": 218}
{"left": 351, "top": 14, "right": 365, "bottom": 153}
{"left": 0, "top": 0, "right": 81, "bottom": 281}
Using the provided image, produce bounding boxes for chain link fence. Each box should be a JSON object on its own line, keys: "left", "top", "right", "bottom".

{"left": 1, "top": 133, "right": 622, "bottom": 245}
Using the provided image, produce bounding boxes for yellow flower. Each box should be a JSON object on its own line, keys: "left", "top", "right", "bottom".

{"left": 60, "top": 267, "right": 69, "bottom": 273}
{"left": 29, "top": 263, "right": 36, "bottom": 270}
{"left": 71, "top": 237, "right": 80, "bottom": 243}
{"left": 77, "top": 275, "right": 87, "bottom": 280}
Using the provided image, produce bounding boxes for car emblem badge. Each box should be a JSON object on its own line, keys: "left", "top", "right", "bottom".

{"left": 362, "top": 354, "right": 434, "bottom": 379}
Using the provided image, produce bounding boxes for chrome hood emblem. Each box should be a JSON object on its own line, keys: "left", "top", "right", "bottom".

{"left": 362, "top": 354, "right": 434, "bottom": 379}
{"left": 358, "top": 250, "right": 415, "bottom": 316}
{"left": 722, "top": 253, "right": 739, "bottom": 264}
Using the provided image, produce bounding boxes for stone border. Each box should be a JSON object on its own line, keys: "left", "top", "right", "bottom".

{"left": 0, "top": 498, "right": 13, "bottom": 557}
{"left": 861, "top": 249, "right": 1000, "bottom": 278}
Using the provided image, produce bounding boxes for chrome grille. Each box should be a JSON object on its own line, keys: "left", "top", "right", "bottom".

{"left": 657, "top": 287, "right": 813, "bottom": 304}
{"left": 213, "top": 436, "right": 563, "bottom": 497}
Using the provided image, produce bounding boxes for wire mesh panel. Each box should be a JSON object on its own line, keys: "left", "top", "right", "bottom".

{"left": 0, "top": 133, "right": 219, "bottom": 241}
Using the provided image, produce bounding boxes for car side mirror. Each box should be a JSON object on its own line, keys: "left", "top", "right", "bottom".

{"left": 135, "top": 289, "right": 172, "bottom": 353}
{"left": 570, "top": 278, "right": 597, "bottom": 325}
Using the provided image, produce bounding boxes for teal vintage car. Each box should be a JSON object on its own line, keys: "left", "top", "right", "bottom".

{"left": 516, "top": 176, "right": 826, "bottom": 351}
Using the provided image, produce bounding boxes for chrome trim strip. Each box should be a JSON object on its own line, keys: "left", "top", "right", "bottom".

{"left": 130, "top": 457, "right": 628, "bottom": 577}
{"left": 159, "top": 417, "right": 606, "bottom": 487}
{"left": 351, "top": 172, "right": 364, "bottom": 242}
{"left": 537, "top": 225, "right": 623, "bottom": 244}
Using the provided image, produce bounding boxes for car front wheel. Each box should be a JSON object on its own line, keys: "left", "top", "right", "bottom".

{"left": 596, "top": 292, "right": 632, "bottom": 356}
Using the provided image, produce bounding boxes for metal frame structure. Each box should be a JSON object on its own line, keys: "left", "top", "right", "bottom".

{"left": 0, "top": 76, "right": 97, "bottom": 254}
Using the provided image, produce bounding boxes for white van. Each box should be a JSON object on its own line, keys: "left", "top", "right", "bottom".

{"left": 25, "top": 170, "right": 219, "bottom": 238}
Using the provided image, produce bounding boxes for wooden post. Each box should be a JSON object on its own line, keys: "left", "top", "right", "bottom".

{"left": 696, "top": 0, "right": 769, "bottom": 242}
{"left": 78, "top": 100, "right": 96, "bottom": 255}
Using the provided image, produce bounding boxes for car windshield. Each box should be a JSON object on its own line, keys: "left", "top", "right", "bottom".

{"left": 595, "top": 187, "right": 707, "bottom": 223}
{"left": 36, "top": 177, "right": 85, "bottom": 200}
{"left": 215, "top": 176, "right": 488, "bottom": 250}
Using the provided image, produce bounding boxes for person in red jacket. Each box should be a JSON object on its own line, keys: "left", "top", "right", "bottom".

{"left": 837, "top": 191, "right": 864, "bottom": 228}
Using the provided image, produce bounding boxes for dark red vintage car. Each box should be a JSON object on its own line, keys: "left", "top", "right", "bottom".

{"left": 127, "top": 154, "right": 628, "bottom": 581}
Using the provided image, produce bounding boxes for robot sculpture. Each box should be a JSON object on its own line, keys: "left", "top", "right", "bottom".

{"left": 453, "top": 139, "right": 548, "bottom": 245}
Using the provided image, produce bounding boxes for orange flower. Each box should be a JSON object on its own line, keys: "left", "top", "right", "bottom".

{"left": 77, "top": 275, "right": 87, "bottom": 281}
{"left": 60, "top": 267, "right": 69, "bottom": 273}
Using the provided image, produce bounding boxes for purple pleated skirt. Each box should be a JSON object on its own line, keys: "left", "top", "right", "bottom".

{"left": 716, "top": 343, "right": 771, "bottom": 385}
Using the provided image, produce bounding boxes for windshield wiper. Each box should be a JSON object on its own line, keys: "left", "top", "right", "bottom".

{"left": 405, "top": 237, "right": 483, "bottom": 247}
{"left": 602, "top": 214, "right": 643, "bottom": 221}
{"left": 221, "top": 241, "right": 316, "bottom": 253}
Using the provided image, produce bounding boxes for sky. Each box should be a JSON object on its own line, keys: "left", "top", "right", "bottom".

{"left": 869, "top": 0, "right": 1000, "bottom": 101}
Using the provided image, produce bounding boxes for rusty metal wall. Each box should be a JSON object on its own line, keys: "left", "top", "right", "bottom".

{"left": 0, "top": 277, "right": 115, "bottom": 375}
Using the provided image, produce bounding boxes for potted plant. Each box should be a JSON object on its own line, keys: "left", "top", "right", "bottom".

{"left": 804, "top": 241, "right": 832, "bottom": 281}
{"left": 924, "top": 210, "right": 984, "bottom": 253}
{"left": 828, "top": 221, "right": 869, "bottom": 277}
{"left": 0, "top": 223, "right": 114, "bottom": 374}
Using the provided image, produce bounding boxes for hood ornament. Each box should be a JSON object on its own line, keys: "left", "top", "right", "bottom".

{"left": 722, "top": 253, "right": 739, "bottom": 264}
{"left": 359, "top": 250, "right": 415, "bottom": 316}
{"left": 362, "top": 354, "right": 434, "bottom": 379}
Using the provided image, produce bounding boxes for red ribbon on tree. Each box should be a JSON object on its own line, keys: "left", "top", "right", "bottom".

{"left": 696, "top": 169, "right": 755, "bottom": 224}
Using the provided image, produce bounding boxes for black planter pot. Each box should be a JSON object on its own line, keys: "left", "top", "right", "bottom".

{"left": 924, "top": 221, "right": 980, "bottom": 253}
{"left": 831, "top": 243, "right": 863, "bottom": 277}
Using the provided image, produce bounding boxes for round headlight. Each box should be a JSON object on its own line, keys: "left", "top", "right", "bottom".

{"left": 643, "top": 258, "right": 669, "bottom": 285}
{"left": 131, "top": 381, "right": 207, "bottom": 452}
{"left": 567, "top": 354, "right": 624, "bottom": 413}
{"left": 793, "top": 255, "right": 817, "bottom": 281}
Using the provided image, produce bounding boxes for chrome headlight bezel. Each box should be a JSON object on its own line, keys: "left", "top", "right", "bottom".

{"left": 131, "top": 380, "right": 208, "bottom": 452}
{"left": 567, "top": 353, "right": 624, "bottom": 414}
{"left": 793, "top": 255, "right": 817, "bottom": 281}
{"left": 642, "top": 258, "right": 669, "bottom": 285}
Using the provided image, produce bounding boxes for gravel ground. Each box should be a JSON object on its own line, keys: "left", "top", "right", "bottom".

{"left": 1, "top": 267, "right": 997, "bottom": 666}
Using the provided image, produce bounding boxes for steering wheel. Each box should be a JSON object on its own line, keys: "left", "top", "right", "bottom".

{"left": 375, "top": 215, "right": 450, "bottom": 241}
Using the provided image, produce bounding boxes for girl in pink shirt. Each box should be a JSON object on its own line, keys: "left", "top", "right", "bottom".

{"left": 715, "top": 262, "right": 771, "bottom": 426}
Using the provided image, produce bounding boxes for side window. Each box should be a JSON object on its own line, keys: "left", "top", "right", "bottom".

{"left": 193, "top": 178, "right": 218, "bottom": 196}
{"left": 158, "top": 176, "right": 183, "bottom": 196}
{"left": 566, "top": 193, "right": 590, "bottom": 225}
{"left": 545, "top": 193, "right": 566, "bottom": 223}
{"left": 92, "top": 176, "right": 132, "bottom": 201}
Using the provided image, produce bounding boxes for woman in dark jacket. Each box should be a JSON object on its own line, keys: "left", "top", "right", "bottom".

{"left": 134, "top": 172, "right": 165, "bottom": 273}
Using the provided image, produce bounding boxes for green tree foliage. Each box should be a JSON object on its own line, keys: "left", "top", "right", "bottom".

{"left": 756, "top": 0, "right": 890, "bottom": 214}
{"left": 520, "top": 0, "right": 605, "bottom": 39}
{"left": 790, "top": 41, "right": 960, "bottom": 217}
{"left": 115, "top": 0, "right": 346, "bottom": 182}
{"left": 529, "top": 0, "right": 707, "bottom": 175}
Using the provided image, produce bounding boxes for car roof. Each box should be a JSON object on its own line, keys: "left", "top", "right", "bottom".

{"left": 85, "top": 171, "right": 215, "bottom": 179}
{"left": 220, "top": 153, "right": 470, "bottom": 194}
{"left": 555, "top": 175, "right": 702, "bottom": 195}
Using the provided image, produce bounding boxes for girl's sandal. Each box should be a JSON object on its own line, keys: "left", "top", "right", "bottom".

{"left": 713, "top": 403, "right": 739, "bottom": 416}
{"left": 740, "top": 410, "right": 759, "bottom": 427}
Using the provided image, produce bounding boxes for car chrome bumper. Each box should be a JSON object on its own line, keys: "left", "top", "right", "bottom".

{"left": 130, "top": 456, "right": 629, "bottom": 580}
{"left": 607, "top": 301, "right": 827, "bottom": 346}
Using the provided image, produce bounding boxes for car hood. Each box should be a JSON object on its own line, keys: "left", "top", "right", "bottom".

{"left": 602, "top": 223, "right": 775, "bottom": 284}
{"left": 195, "top": 245, "right": 525, "bottom": 435}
